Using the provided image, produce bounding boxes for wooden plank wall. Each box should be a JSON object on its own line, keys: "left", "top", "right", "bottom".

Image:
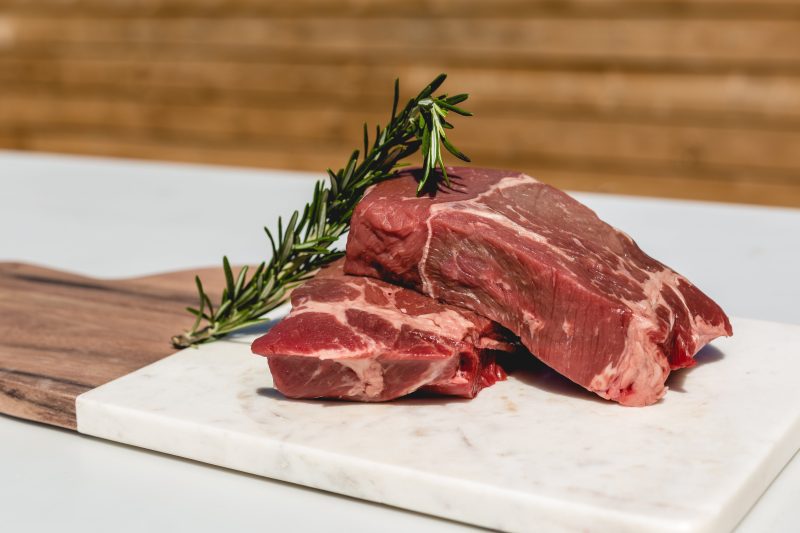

{"left": 1, "top": 0, "right": 800, "bottom": 207}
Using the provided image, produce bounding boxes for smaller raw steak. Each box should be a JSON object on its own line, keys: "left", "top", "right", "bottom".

{"left": 251, "top": 261, "right": 512, "bottom": 401}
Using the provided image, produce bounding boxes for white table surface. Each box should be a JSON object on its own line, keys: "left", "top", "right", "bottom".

{"left": 1, "top": 150, "right": 798, "bottom": 532}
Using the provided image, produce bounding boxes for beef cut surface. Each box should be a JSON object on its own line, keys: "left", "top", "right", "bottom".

{"left": 345, "top": 167, "right": 732, "bottom": 406}
{"left": 251, "top": 260, "right": 511, "bottom": 401}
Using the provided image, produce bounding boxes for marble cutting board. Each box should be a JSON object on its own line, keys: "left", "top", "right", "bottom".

{"left": 75, "top": 316, "right": 800, "bottom": 533}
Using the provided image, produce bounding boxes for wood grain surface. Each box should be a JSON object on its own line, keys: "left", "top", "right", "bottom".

{"left": 1, "top": 1, "right": 800, "bottom": 207}
{"left": 0, "top": 263, "right": 228, "bottom": 429}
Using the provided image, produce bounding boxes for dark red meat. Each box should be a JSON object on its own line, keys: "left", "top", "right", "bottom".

{"left": 345, "top": 167, "right": 732, "bottom": 406}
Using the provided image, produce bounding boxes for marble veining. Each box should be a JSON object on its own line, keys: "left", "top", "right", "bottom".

{"left": 76, "top": 318, "right": 800, "bottom": 533}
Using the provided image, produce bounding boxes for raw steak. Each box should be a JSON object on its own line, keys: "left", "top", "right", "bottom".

{"left": 251, "top": 261, "right": 512, "bottom": 401}
{"left": 345, "top": 167, "right": 733, "bottom": 406}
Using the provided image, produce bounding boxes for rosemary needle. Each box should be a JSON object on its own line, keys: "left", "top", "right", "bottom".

{"left": 171, "top": 73, "right": 472, "bottom": 348}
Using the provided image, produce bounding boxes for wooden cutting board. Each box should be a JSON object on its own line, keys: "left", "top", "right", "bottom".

{"left": 0, "top": 262, "right": 227, "bottom": 429}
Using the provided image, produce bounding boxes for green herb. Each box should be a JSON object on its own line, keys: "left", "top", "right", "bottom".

{"left": 171, "top": 74, "right": 472, "bottom": 348}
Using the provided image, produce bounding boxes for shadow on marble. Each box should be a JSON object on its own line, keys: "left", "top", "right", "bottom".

{"left": 254, "top": 342, "right": 726, "bottom": 407}
{"left": 255, "top": 387, "right": 472, "bottom": 407}
{"left": 506, "top": 342, "right": 726, "bottom": 403}
{"left": 665, "top": 344, "right": 726, "bottom": 393}
{"left": 504, "top": 354, "right": 610, "bottom": 404}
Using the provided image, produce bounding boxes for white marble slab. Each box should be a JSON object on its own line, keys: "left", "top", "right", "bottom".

{"left": 76, "top": 317, "right": 800, "bottom": 533}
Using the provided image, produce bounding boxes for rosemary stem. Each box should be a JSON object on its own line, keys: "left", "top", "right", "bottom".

{"left": 172, "top": 74, "right": 471, "bottom": 348}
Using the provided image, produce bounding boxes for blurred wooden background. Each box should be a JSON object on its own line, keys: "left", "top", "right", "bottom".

{"left": 1, "top": 0, "right": 800, "bottom": 207}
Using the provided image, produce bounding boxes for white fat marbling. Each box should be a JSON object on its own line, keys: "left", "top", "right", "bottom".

{"left": 76, "top": 318, "right": 800, "bottom": 533}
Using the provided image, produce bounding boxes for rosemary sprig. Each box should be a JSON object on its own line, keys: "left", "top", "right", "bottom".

{"left": 171, "top": 73, "right": 472, "bottom": 348}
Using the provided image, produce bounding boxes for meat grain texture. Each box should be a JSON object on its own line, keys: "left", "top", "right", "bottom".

{"left": 345, "top": 167, "right": 732, "bottom": 406}
{"left": 251, "top": 261, "right": 511, "bottom": 401}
